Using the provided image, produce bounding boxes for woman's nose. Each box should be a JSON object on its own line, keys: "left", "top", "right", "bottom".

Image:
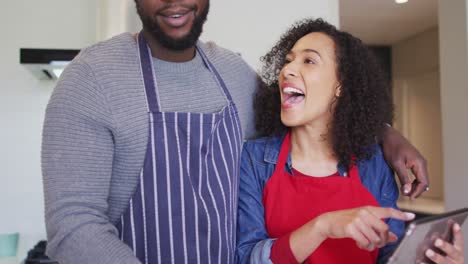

{"left": 282, "top": 64, "right": 299, "bottom": 78}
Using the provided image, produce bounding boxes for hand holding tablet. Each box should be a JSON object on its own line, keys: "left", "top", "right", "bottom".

{"left": 387, "top": 207, "right": 467, "bottom": 264}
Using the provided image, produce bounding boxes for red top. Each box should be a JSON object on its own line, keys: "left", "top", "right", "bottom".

{"left": 262, "top": 132, "right": 380, "bottom": 263}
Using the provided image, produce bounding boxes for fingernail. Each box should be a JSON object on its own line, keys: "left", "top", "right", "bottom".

{"left": 405, "top": 212, "right": 415, "bottom": 219}
{"left": 454, "top": 223, "right": 461, "bottom": 231}
{"left": 435, "top": 239, "right": 443, "bottom": 247}
{"left": 404, "top": 185, "right": 411, "bottom": 194}
{"left": 425, "top": 249, "right": 435, "bottom": 258}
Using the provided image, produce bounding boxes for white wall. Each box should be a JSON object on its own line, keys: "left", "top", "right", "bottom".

{"left": 0, "top": 0, "right": 97, "bottom": 260}
{"left": 202, "top": 0, "right": 339, "bottom": 70}
{"left": 97, "top": 0, "right": 141, "bottom": 42}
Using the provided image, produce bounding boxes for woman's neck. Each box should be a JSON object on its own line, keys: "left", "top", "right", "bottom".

{"left": 290, "top": 125, "right": 338, "bottom": 177}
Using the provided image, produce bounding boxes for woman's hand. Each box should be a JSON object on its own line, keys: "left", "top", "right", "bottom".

{"left": 381, "top": 125, "right": 429, "bottom": 199}
{"left": 422, "top": 223, "right": 464, "bottom": 264}
{"left": 289, "top": 206, "right": 414, "bottom": 263}
{"left": 319, "top": 206, "right": 415, "bottom": 250}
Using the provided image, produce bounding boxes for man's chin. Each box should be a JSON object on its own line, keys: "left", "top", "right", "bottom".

{"left": 167, "top": 33, "right": 192, "bottom": 43}
{"left": 148, "top": 26, "right": 200, "bottom": 50}
{"left": 143, "top": 16, "right": 204, "bottom": 50}
{"left": 158, "top": 36, "right": 196, "bottom": 50}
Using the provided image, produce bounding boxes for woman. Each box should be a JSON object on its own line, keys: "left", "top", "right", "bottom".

{"left": 236, "top": 19, "right": 464, "bottom": 264}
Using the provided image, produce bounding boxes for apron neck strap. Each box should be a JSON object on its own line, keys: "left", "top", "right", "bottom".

{"left": 137, "top": 32, "right": 160, "bottom": 112}
{"left": 196, "top": 46, "right": 234, "bottom": 103}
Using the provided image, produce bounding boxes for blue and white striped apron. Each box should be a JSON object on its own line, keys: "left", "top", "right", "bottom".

{"left": 116, "top": 33, "right": 242, "bottom": 264}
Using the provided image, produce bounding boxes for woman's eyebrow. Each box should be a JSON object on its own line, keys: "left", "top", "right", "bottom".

{"left": 287, "top": 49, "right": 322, "bottom": 58}
{"left": 301, "top": 49, "right": 322, "bottom": 58}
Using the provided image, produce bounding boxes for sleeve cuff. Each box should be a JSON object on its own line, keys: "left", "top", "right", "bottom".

{"left": 271, "top": 233, "right": 299, "bottom": 264}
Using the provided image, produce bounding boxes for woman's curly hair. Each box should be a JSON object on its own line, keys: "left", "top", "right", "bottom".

{"left": 255, "top": 18, "right": 393, "bottom": 170}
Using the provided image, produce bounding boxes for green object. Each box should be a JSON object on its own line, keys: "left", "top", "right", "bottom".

{"left": 0, "top": 233, "right": 18, "bottom": 256}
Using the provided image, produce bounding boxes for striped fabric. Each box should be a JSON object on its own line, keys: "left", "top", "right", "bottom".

{"left": 116, "top": 33, "right": 243, "bottom": 264}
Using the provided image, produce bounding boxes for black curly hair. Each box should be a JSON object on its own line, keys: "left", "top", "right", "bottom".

{"left": 255, "top": 18, "right": 393, "bottom": 170}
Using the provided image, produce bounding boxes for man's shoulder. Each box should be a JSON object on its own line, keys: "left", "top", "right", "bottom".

{"left": 74, "top": 33, "right": 137, "bottom": 66}
{"left": 199, "top": 41, "right": 242, "bottom": 60}
{"left": 198, "top": 41, "right": 254, "bottom": 73}
{"left": 54, "top": 33, "right": 141, "bottom": 97}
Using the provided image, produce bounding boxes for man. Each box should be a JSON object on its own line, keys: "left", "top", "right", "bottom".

{"left": 41, "top": 0, "right": 429, "bottom": 263}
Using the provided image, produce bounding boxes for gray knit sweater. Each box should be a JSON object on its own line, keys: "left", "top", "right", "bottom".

{"left": 41, "top": 33, "right": 258, "bottom": 264}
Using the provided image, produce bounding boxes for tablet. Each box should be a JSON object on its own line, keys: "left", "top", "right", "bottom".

{"left": 387, "top": 207, "right": 468, "bottom": 264}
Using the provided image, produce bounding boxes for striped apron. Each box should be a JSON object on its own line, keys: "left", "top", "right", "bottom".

{"left": 116, "top": 33, "right": 243, "bottom": 264}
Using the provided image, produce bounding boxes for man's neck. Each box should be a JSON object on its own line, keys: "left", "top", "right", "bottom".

{"left": 141, "top": 30, "right": 196, "bottom": 63}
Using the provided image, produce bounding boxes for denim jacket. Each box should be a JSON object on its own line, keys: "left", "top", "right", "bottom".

{"left": 236, "top": 134, "right": 404, "bottom": 264}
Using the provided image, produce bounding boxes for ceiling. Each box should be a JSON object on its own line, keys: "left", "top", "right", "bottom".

{"left": 339, "top": 0, "right": 438, "bottom": 45}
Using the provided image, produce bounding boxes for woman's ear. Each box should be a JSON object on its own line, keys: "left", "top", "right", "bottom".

{"left": 335, "top": 84, "right": 342, "bottom": 97}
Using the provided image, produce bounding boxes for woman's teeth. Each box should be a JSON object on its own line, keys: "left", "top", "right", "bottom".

{"left": 283, "top": 87, "right": 304, "bottom": 96}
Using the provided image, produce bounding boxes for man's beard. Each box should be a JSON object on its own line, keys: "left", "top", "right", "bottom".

{"left": 137, "top": 2, "right": 209, "bottom": 51}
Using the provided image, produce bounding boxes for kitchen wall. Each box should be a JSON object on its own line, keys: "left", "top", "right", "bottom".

{"left": 438, "top": 0, "right": 468, "bottom": 255}
{"left": 439, "top": 0, "right": 468, "bottom": 212}
{"left": 0, "top": 0, "right": 338, "bottom": 261}
{"left": 202, "top": 0, "right": 339, "bottom": 70}
{"left": 392, "top": 28, "right": 444, "bottom": 206}
{"left": 394, "top": 0, "right": 468, "bottom": 255}
{"left": 0, "top": 0, "right": 97, "bottom": 260}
